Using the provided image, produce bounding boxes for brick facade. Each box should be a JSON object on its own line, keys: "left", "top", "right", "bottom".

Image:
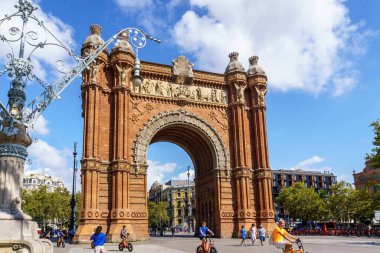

{"left": 75, "top": 25, "right": 275, "bottom": 242}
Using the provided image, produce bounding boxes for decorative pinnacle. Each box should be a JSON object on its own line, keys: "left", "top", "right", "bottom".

{"left": 249, "top": 56, "right": 259, "bottom": 65}
{"left": 90, "top": 24, "right": 102, "bottom": 35}
{"left": 228, "top": 52, "right": 239, "bottom": 60}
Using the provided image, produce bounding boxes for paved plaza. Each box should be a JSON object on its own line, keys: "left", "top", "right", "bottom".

{"left": 53, "top": 235, "right": 380, "bottom": 253}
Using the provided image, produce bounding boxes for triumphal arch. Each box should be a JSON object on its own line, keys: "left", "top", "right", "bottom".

{"left": 75, "top": 25, "right": 275, "bottom": 242}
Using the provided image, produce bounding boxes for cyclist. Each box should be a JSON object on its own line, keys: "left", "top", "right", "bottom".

{"left": 56, "top": 228, "right": 64, "bottom": 247}
{"left": 120, "top": 225, "right": 128, "bottom": 246}
{"left": 273, "top": 219, "right": 300, "bottom": 253}
{"left": 199, "top": 221, "right": 214, "bottom": 251}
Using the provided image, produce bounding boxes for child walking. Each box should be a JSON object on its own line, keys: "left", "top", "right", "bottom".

{"left": 240, "top": 225, "right": 247, "bottom": 247}
{"left": 258, "top": 224, "right": 266, "bottom": 246}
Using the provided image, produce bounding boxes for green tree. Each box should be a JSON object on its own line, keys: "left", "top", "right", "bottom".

{"left": 50, "top": 187, "right": 71, "bottom": 225}
{"left": 366, "top": 120, "right": 380, "bottom": 168}
{"left": 349, "top": 189, "right": 374, "bottom": 223}
{"left": 148, "top": 201, "right": 170, "bottom": 227}
{"left": 148, "top": 202, "right": 159, "bottom": 227}
{"left": 75, "top": 192, "right": 82, "bottom": 228}
{"left": 22, "top": 185, "right": 73, "bottom": 229}
{"left": 22, "top": 185, "right": 53, "bottom": 228}
{"left": 328, "top": 181, "right": 354, "bottom": 223}
{"left": 276, "top": 182, "right": 327, "bottom": 222}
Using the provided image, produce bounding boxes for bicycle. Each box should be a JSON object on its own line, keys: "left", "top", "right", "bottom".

{"left": 196, "top": 235, "right": 217, "bottom": 253}
{"left": 281, "top": 239, "right": 307, "bottom": 253}
{"left": 56, "top": 236, "right": 65, "bottom": 248}
{"left": 118, "top": 233, "right": 133, "bottom": 252}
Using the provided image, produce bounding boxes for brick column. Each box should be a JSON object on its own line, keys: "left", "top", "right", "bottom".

{"left": 75, "top": 24, "right": 109, "bottom": 242}
{"left": 225, "top": 52, "right": 254, "bottom": 236}
{"left": 107, "top": 37, "right": 137, "bottom": 241}
{"left": 247, "top": 56, "right": 275, "bottom": 232}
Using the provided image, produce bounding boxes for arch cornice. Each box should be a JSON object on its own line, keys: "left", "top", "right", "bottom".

{"left": 132, "top": 109, "right": 230, "bottom": 176}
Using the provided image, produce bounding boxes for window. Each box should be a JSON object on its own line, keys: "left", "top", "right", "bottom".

{"left": 177, "top": 193, "right": 180, "bottom": 198}
{"left": 178, "top": 209, "right": 181, "bottom": 216}
{"left": 177, "top": 201, "right": 181, "bottom": 207}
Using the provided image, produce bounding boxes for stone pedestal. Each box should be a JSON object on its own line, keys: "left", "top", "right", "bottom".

{"left": 0, "top": 124, "right": 53, "bottom": 252}
{"left": 0, "top": 220, "right": 53, "bottom": 253}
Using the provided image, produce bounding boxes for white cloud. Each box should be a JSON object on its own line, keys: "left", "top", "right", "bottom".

{"left": 114, "top": 0, "right": 152, "bottom": 9}
{"left": 283, "top": 155, "right": 331, "bottom": 173}
{"left": 336, "top": 174, "right": 353, "bottom": 183}
{"left": 0, "top": 0, "right": 76, "bottom": 82}
{"left": 172, "top": 168, "right": 194, "bottom": 181}
{"left": 26, "top": 139, "right": 80, "bottom": 192}
{"left": 172, "top": 0, "right": 370, "bottom": 95}
{"left": 28, "top": 114, "right": 50, "bottom": 136}
{"left": 147, "top": 160, "right": 177, "bottom": 189}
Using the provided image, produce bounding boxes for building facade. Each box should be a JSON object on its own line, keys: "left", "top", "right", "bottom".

{"left": 76, "top": 24, "right": 275, "bottom": 242}
{"left": 23, "top": 173, "right": 65, "bottom": 192}
{"left": 353, "top": 161, "right": 380, "bottom": 193}
{"left": 149, "top": 180, "right": 195, "bottom": 230}
{"left": 272, "top": 169, "right": 336, "bottom": 220}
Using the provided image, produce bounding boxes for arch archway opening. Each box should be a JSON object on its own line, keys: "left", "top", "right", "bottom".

{"left": 146, "top": 123, "right": 218, "bottom": 234}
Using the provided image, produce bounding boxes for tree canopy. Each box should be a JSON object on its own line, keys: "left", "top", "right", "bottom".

{"left": 276, "top": 182, "right": 327, "bottom": 221}
{"left": 277, "top": 181, "right": 379, "bottom": 224}
{"left": 366, "top": 120, "right": 380, "bottom": 168}
{"left": 22, "top": 185, "right": 78, "bottom": 229}
{"left": 148, "top": 201, "right": 170, "bottom": 227}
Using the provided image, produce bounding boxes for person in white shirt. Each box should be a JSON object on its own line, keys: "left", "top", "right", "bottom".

{"left": 250, "top": 224, "right": 257, "bottom": 245}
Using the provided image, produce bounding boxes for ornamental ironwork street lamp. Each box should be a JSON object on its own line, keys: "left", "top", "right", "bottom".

{"left": 0, "top": 1, "right": 160, "bottom": 251}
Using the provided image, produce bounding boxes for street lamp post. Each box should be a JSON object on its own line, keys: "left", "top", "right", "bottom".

{"left": 0, "top": 1, "right": 160, "bottom": 251}
{"left": 187, "top": 166, "right": 192, "bottom": 232}
{"left": 69, "top": 142, "right": 78, "bottom": 234}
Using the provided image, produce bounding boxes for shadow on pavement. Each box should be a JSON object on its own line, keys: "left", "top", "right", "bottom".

{"left": 347, "top": 242, "right": 380, "bottom": 246}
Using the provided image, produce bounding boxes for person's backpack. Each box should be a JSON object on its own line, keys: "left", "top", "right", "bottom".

{"left": 269, "top": 231, "right": 274, "bottom": 245}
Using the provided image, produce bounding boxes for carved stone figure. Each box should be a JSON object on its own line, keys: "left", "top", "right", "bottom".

{"left": 90, "top": 62, "right": 104, "bottom": 83}
{"left": 171, "top": 55, "right": 194, "bottom": 84}
{"left": 10, "top": 197, "right": 22, "bottom": 215}
{"left": 196, "top": 86, "right": 203, "bottom": 100}
{"left": 221, "top": 90, "right": 227, "bottom": 103}
{"left": 255, "top": 86, "right": 267, "bottom": 107}
{"left": 115, "top": 64, "right": 131, "bottom": 86}
{"left": 234, "top": 83, "right": 246, "bottom": 103}
{"left": 155, "top": 81, "right": 165, "bottom": 96}
{"left": 166, "top": 83, "right": 173, "bottom": 97}
{"left": 141, "top": 80, "right": 154, "bottom": 94}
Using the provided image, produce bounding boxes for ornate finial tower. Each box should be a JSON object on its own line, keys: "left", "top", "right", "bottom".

{"left": 76, "top": 24, "right": 109, "bottom": 241}
{"left": 247, "top": 55, "right": 275, "bottom": 231}
{"left": 107, "top": 29, "right": 136, "bottom": 242}
{"left": 225, "top": 52, "right": 254, "bottom": 236}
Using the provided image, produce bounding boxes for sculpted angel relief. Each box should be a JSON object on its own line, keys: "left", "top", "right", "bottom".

{"left": 131, "top": 79, "right": 228, "bottom": 105}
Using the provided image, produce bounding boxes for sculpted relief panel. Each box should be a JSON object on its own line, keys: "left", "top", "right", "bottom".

{"left": 131, "top": 79, "right": 228, "bottom": 105}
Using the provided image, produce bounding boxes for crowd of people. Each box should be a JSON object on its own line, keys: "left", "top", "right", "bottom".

{"left": 41, "top": 219, "right": 380, "bottom": 253}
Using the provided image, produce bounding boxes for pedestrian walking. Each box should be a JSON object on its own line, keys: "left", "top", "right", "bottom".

{"left": 258, "top": 224, "right": 266, "bottom": 246}
{"left": 90, "top": 226, "right": 106, "bottom": 253}
{"left": 240, "top": 225, "right": 247, "bottom": 247}
{"left": 171, "top": 226, "right": 175, "bottom": 237}
{"left": 250, "top": 224, "right": 257, "bottom": 245}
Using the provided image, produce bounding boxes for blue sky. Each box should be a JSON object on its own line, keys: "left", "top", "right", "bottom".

{"left": 0, "top": 0, "right": 379, "bottom": 191}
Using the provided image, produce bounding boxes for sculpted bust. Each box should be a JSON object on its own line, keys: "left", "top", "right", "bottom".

{"left": 171, "top": 55, "right": 194, "bottom": 84}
